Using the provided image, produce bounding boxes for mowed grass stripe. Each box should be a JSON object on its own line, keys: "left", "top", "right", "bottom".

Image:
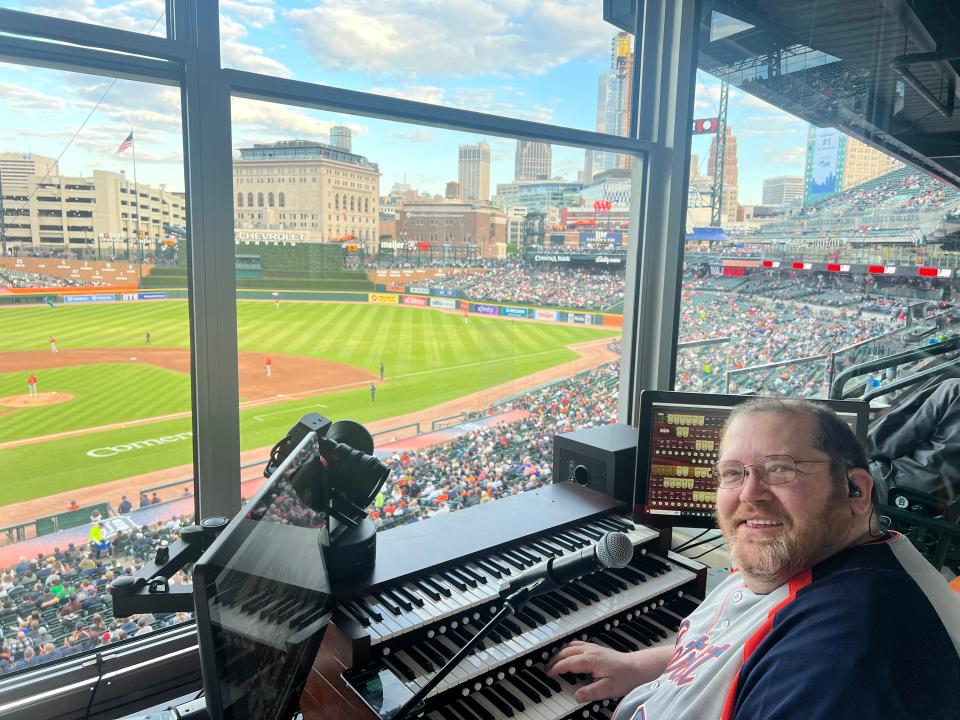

{"left": 0, "top": 364, "right": 191, "bottom": 443}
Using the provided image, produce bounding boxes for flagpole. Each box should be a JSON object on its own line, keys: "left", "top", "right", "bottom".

{"left": 130, "top": 128, "right": 143, "bottom": 286}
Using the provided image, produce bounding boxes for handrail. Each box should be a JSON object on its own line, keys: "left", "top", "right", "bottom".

{"left": 862, "top": 357, "right": 960, "bottom": 402}
{"left": 829, "top": 336, "right": 960, "bottom": 398}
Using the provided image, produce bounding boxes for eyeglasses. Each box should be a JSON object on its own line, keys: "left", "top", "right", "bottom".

{"left": 712, "top": 454, "right": 833, "bottom": 489}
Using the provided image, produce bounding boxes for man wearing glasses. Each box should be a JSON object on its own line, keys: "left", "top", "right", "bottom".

{"left": 547, "top": 397, "right": 960, "bottom": 719}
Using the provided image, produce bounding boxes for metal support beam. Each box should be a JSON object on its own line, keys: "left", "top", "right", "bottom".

{"left": 619, "top": 0, "right": 699, "bottom": 422}
{"left": 175, "top": 0, "right": 241, "bottom": 519}
{"left": 710, "top": 81, "right": 729, "bottom": 227}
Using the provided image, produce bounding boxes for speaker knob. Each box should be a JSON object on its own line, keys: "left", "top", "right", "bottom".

{"left": 573, "top": 464, "right": 591, "bottom": 486}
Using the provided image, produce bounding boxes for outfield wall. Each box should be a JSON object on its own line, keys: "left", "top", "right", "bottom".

{"left": 0, "top": 287, "right": 624, "bottom": 327}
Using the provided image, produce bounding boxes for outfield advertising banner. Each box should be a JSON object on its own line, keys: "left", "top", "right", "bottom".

{"left": 409, "top": 286, "right": 430, "bottom": 295}
{"left": 431, "top": 288, "right": 457, "bottom": 297}
{"left": 62, "top": 294, "right": 115, "bottom": 304}
{"left": 569, "top": 312, "right": 589, "bottom": 324}
{"left": 369, "top": 292, "right": 399, "bottom": 304}
{"left": 402, "top": 295, "right": 428, "bottom": 307}
{"left": 139, "top": 291, "right": 167, "bottom": 300}
{"left": 534, "top": 309, "right": 558, "bottom": 321}
{"left": 429, "top": 297, "right": 457, "bottom": 309}
{"left": 384, "top": 284, "right": 406, "bottom": 292}
{"left": 501, "top": 306, "right": 529, "bottom": 319}
{"left": 474, "top": 304, "right": 498, "bottom": 316}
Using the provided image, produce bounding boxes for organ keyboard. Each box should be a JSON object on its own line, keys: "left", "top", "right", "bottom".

{"left": 301, "top": 482, "right": 705, "bottom": 720}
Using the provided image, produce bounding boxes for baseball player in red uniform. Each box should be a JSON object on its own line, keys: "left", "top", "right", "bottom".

{"left": 547, "top": 398, "right": 960, "bottom": 720}
{"left": 49, "top": 335, "right": 57, "bottom": 353}
{"left": 264, "top": 356, "right": 272, "bottom": 377}
{"left": 27, "top": 374, "right": 38, "bottom": 397}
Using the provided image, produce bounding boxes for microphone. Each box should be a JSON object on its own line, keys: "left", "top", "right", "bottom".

{"left": 499, "top": 531, "right": 633, "bottom": 599}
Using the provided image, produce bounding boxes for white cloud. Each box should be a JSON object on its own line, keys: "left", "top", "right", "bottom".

{"left": 286, "top": 0, "right": 610, "bottom": 78}
{"left": 371, "top": 84, "right": 553, "bottom": 123}
{"left": 221, "top": 0, "right": 276, "bottom": 28}
{"left": 0, "top": 82, "right": 67, "bottom": 112}
{"left": 220, "top": 14, "right": 292, "bottom": 78}
{"left": 231, "top": 98, "right": 368, "bottom": 143}
{"left": 18, "top": 0, "right": 166, "bottom": 34}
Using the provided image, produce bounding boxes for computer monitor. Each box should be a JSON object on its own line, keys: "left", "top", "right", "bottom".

{"left": 634, "top": 391, "right": 870, "bottom": 529}
{"left": 192, "top": 431, "right": 334, "bottom": 720}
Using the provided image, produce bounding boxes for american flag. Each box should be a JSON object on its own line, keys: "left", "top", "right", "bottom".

{"left": 116, "top": 132, "right": 134, "bottom": 154}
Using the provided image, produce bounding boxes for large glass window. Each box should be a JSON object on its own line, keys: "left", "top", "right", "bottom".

{"left": 0, "top": 66, "right": 192, "bottom": 675}
{"left": 676, "top": 2, "right": 960, "bottom": 400}
{"left": 230, "top": 97, "right": 635, "bottom": 527}
{"left": 219, "top": 1, "right": 636, "bottom": 133}
{"left": 0, "top": 1, "right": 168, "bottom": 36}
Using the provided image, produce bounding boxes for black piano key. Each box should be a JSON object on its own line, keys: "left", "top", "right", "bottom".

{"left": 517, "top": 668, "right": 552, "bottom": 698}
{"left": 548, "top": 591, "right": 578, "bottom": 612}
{"left": 449, "top": 699, "right": 483, "bottom": 720}
{"left": 492, "top": 683, "right": 525, "bottom": 712}
{"left": 440, "top": 570, "right": 469, "bottom": 592}
{"left": 547, "top": 534, "right": 577, "bottom": 552}
{"left": 450, "top": 567, "right": 479, "bottom": 589}
{"left": 498, "top": 553, "right": 526, "bottom": 571}
{"left": 540, "top": 593, "right": 573, "bottom": 615}
{"left": 386, "top": 655, "right": 416, "bottom": 682}
{"left": 459, "top": 566, "right": 486, "bottom": 585}
{"left": 560, "top": 584, "right": 592, "bottom": 606}
{"left": 405, "top": 645, "right": 435, "bottom": 672}
{"left": 501, "top": 549, "right": 533, "bottom": 569}
{"left": 528, "top": 666, "right": 562, "bottom": 694}
{"left": 421, "top": 576, "right": 452, "bottom": 598}
{"left": 580, "top": 575, "right": 615, "bottom": 596}
{"left": 396, "top": 585, "right": 425, "bottom": 607}
{"left": 671, "top": 596, "right": 701, "bottom": 617}
{"left": 417, "top": 640, "right": 446, "bottom": 666}
{"left": 427, "top": 636, "right": 455, "bottom": 660}
{"left": 556, "top": 530, "right": 588, "bottom": 549}
{"left": 473, "top": 558, "right": 503, "bottom": 578}
{"left": 596, "top": 571, "right": 629, "bottom": 592}
{"left": 598, "top": 631, "right": 631, "bottom": 653}
{"left": 376, "top": 592, "right": 402, "bottom": 616}
{"left": 649, "top": 608, "right": 682, "bottom": 631}
{"left": 385, "top": 588, "right": 413, "bottom": 612}
{"left": 437, "top": 707, "right": 461, "bottom": 720}
{"left": 484, "top": 557, "right": 512, "bottom": 576}
{"left": 614, "top": 565, "right": 647, "bottom": 584}
{"left": 609, "top": 628, "right": 641, "bottom": 651}
{"left": 530, "top": 597, "right": 563, "bottom": 619}
{"left": 569, "top": 581, "right": 601, "bottom": 603}
{"left": 501, "top": 618, "right": 523, "bottom": 636}
{"left": 411, "top": 578, "right": 442, "bottom": 602}
{"left": 354, "top": 597, "right": 384, "bottom": 622}
{"left": 636, "top": 616, "right": 669, "bottom": 639}
{"left": 462, "top": 694, "right": 495, "bottom": 720}
{"left": 480, "top": 687, "right": 515, "bottom": 717}
{"left": 291, "top": 606, "right": 326, "bottom": 630}
{"left": 576, "top": 524, "right": 604, "bottom": 541}
{"left": 518, "top": 605, "right": 546, "bottom": 626}
{"left": 342, "top": 602, "right": 371, "bottom": 627}
{"left": 537, "top": 538, "right": 568, "bottom": 555}
{"left": 560, "top": 672, "right": 579, "bottom": 686}
{"left": 527, "top": 540, "right": 557, "bottom": 557}
{"left": 506, "top": 674, "right": 541, "bottom": 703}
{"left": 618, "top": 621, "right": 655, "bottom": 646}
{"left": 512, "top": 547, "right": 540, "bottom": 564}
{"left": 564, "top": 528, "right": 596, "bottom": 545}
{"left": 594, "top": 517, "right": 625, "bottom": 532}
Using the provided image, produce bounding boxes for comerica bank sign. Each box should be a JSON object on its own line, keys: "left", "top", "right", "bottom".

{"left": 86, "top": 431, "right": 193, "bottom": 458}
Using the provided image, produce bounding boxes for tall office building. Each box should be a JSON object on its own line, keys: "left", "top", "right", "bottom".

{"left": 708, "top": 126, "right": 739, "bottom": 220}
{"left": 843, "top": 136, "right": 898, "bottom": 189}
{"left": 762, "top": 176, "right": 804, "bottom": 205}
{"left": 589, "top": 32, "right": 634, "bottom": 179}
{"left": 0, "top": 151, "right": 58, "bottom": 192}
{"left": 514, "top": 140, "right": 551, "bottom": 181}
{"left": 329, "top": 126, "right": 352, "bottom": 152}
{"left": 458, "top": 141, "right": 491, "bottom": 203}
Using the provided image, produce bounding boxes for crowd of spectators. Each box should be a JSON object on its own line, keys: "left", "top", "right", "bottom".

{"left": 418, "top": 260, "right": 625, "bottom": 311}
{"left": 0, "top": 268, "right": 107, "bottom": 289}
{"left": 0, "top": 515, "right": 193, "bottom": 675}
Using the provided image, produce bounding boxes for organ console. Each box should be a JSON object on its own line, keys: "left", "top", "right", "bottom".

{"left": 301, "top": 482, "right": 706, "bottom": 720}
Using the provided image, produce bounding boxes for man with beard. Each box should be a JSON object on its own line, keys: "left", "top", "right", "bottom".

{"left": 546, "top": 398, "right": 960, "bottom": 719}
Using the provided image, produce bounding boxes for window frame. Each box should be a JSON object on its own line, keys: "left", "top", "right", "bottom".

{"left": 0, "top": 0, "right": 699, "bottom": 712}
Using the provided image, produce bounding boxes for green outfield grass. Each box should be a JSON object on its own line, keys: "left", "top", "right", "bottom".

{"left": 0, "top": 300, "right": 618, "bottom": 507}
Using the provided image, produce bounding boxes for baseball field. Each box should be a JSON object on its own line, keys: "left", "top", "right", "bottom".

{"left": 0, "top": 299, "right": 618, "bottom": 510}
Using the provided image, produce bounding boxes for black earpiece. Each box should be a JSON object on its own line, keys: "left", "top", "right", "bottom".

{"left": 847, "top": 480, "right": 862, "bottom": 498}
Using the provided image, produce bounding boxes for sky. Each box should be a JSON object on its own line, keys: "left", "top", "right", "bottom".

{"left": 0, "top": 0, "right": 813, "bottom": 205}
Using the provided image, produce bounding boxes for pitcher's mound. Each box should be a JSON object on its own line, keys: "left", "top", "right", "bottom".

{"left": 0, "top": 392, "right": 74, "bottom": 408}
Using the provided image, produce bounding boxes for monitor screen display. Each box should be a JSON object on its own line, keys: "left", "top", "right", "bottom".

{"left": 193, "top": 432, "right": 333, "bottom": 720}
{"left": 634, "top": 391, "right": 868, "bottom": 529}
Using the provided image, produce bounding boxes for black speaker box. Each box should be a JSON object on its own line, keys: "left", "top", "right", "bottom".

{"left": 553, "top": 423, "right": 638, "bottom": 506}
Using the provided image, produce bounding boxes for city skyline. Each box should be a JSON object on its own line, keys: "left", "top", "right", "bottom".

{"left": 0, "top": 1, "right": 878, "bottom": 210}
